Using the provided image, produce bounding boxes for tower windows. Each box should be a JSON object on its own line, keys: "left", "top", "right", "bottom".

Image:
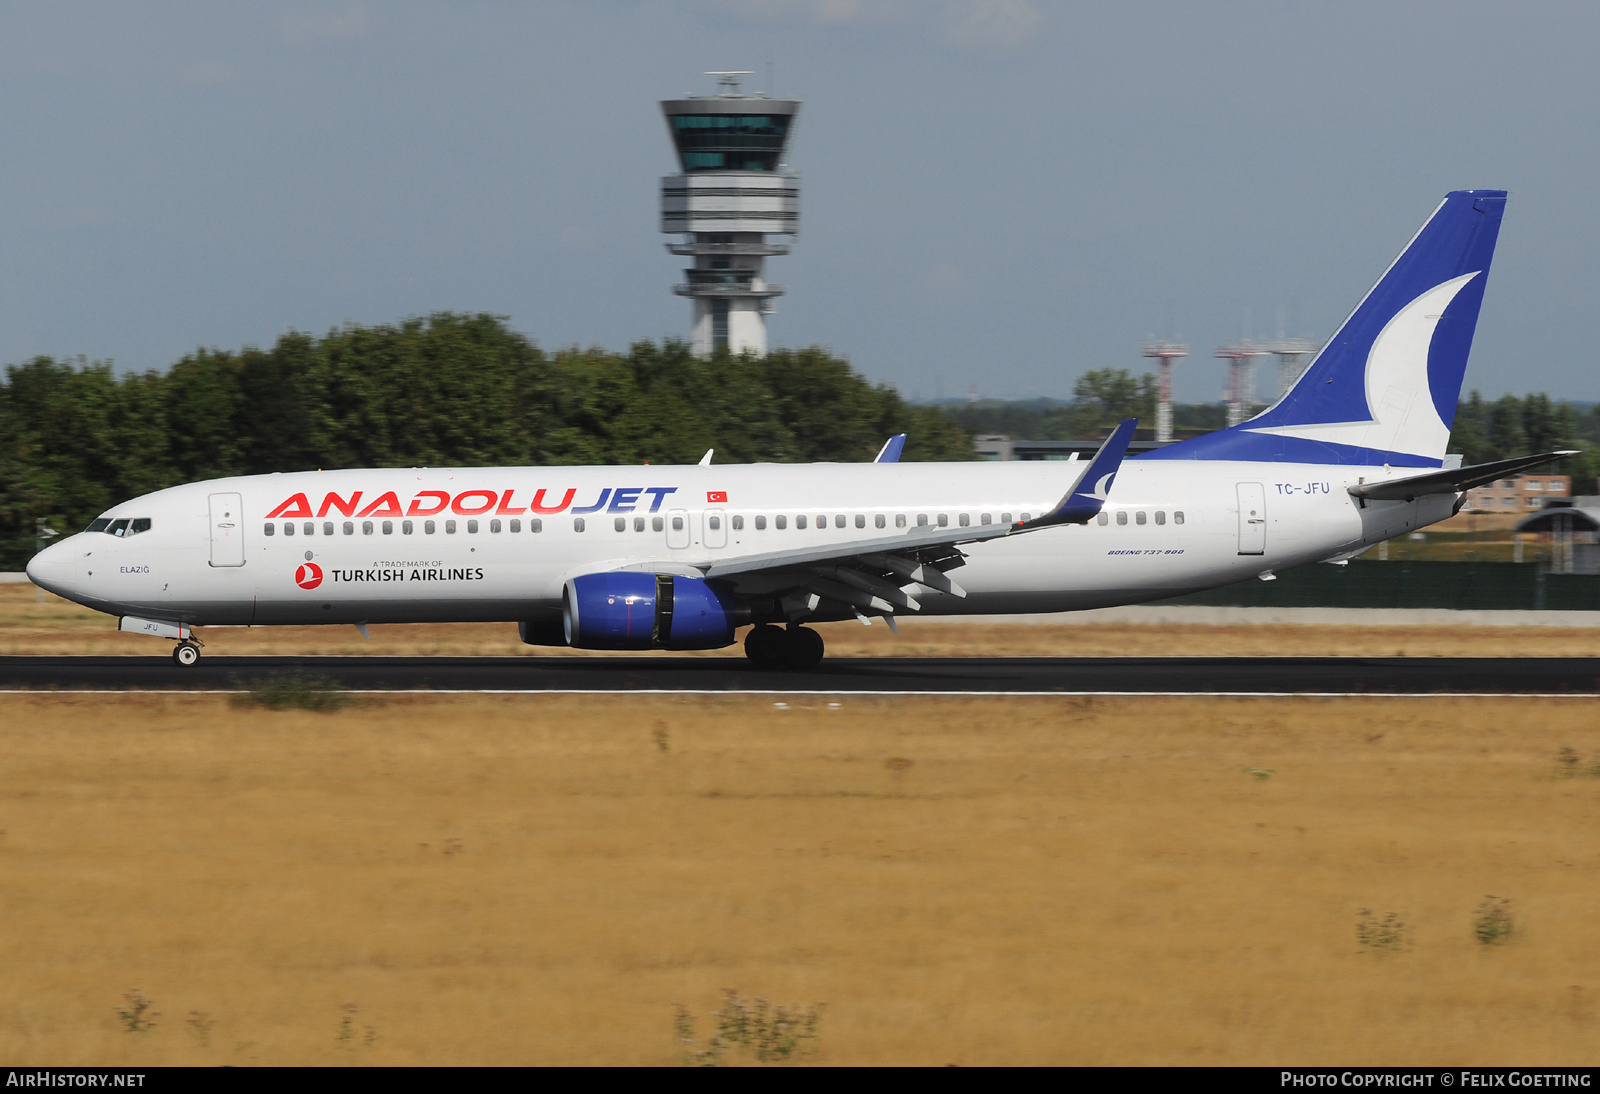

{"left": 711, "top": 298, "right": 730, "bottom": 351}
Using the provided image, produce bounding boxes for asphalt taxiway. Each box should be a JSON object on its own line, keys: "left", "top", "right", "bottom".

{"left": 1, "top": 655, "right": 1597, "bottom": 695}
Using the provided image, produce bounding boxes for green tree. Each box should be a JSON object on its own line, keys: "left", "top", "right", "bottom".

{"left": 1071, "top": 368, "right": 1157, "bottom": 435}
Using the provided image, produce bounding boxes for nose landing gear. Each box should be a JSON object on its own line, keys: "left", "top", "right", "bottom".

{"left": 172, "top": 641, "right": 202, "bottom": 667}
{"left": 744, "top": 624, "right": 825, "bottom": 671}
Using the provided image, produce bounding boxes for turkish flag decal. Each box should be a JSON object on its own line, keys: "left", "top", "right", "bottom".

{"left": 707, "top": 491, "right": 728, "bottom": 503}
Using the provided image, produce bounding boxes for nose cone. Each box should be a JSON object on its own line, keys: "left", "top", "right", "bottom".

{"left": 26, "top": 539, "right": 77, "bottom": 600}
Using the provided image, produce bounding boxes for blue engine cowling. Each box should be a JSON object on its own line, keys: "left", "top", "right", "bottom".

{"left": 562, "top": 573, "right": 737, "bottom": 650}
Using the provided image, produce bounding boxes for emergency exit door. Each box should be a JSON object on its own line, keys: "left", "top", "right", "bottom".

{"left": 1236, "top": 482, "right": 1266, "bottom": 555}
{"left": 209, "top": 492, "right": 246, "bottom": 567}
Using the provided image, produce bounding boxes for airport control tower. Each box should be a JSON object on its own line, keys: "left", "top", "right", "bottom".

{"left": 661, "top": 72, "right": 800, "bottom": 356}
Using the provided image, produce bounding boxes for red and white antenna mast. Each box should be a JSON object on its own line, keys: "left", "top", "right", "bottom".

{"left": 1141, "top": 341, "right": 1188, "bottom": 443}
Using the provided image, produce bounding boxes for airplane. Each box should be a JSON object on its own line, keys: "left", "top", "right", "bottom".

{"left": 26, "top": 189, "right": 1574, "bottom": 670}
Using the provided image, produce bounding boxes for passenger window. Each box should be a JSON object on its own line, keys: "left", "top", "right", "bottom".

{"left": 303, "top": 522, "right": 314, "bottom": 537}
{"left": 1136, "top": 512, "right": 1146, "bottom": 525}
{"left": 855, "top": 514, "right": 865, "bottom": 529}
{"left": 425, "top": 520, "right": 436, "bottom": 534}
{"left": 263, "top": 522, "right": 275, "bottom": 536}
{"left": 896, "top": 514, "right": 907, "bottom": 528}
{"left": 776, "top": 515, "right": 787, "bottom": 530}
{"left": 875, "top": 514, "right": 886, "bottom": 529}
{"left": 958, "top": 513, "right": 970, "bottom": 527}
{"left": 509, "top": 519, "right": 520, "bottom": 533}
{"left": 284, "top": 522, "right": 295, "bottom": 537}
{"left": 1021, "top": 513, "right": 1032, "bottom": 522}
{"left": 634, "top": 517, "right": 646, "bottom": 532}
{"left": 574, "top": 517, "right": 586, "bottom": 532}
{"left": 938, "top": 514, "right": 949, "bottom": 527}
{"left": 797, "top": 515, "right": 807, "bottom": 529}
{"left": 817, "top": 515, "right": 826, "bottom": 529}
{"left": 446, "top": 520, "right": 457, "bottom": 534}
{"left": 323, "top": 521, "right": 334, "bottom": 536}
{"left": 490, "top": 519, "right": 502, "bottom": 533}
{"left": 755, "top": 515, "right": 767, "bottom": 530}
{"left": 1155, "top": 511, "right": 1166, "bottom": 526}
{"left": 466, "top": 520, "right": 477, "bottom": 534}
{"left": 614, "top": 517, "right": 626, "bottom": 532}
{"left": 1174, "top": 511, "right": 1185, "bottom": 525}
{"left": 343, "top": 521, "right": 354, "bottom": 535}
{"left": 530, "top": 519, "right": 542, "bottom": 533}
{"left": 1001, "top": 512, "right": 1012, "bottom": 523}
{"left": 917, "top": 514, "right": 928, "bottom": 527}
{"left": 1097, "top": 513, "right": 1108, "bottom": 526}
{"left": 709, "top": 515, "right": 721, "bottom": 530}
{"left": 87, "top": 518, "right": 111, "bottom": 533}
{"left": 403, "top": 520, "right": 414, "bottom": 535}
{"left": 672, "top": 515, "right": 684, "bottom": 531}
{"left": 651, "top": 516, "right": 663, "bottom": 532}
{"left": 130, "top": 518, "right": 151, "bottom": 535}
{"left": 1116, "top": 511, "right": 1128, "bottom": 525}
{"left": 364, "top": 521, "right": 375, "bottom": 535}
{"left": 835, "top": 514, "right": 846, "bottom": 529}
{"left": 382, "top": 520, "right": 394, "bottom": 535}
{"left": 732, "top": 515, "right": 744, "bottom": 531}
{"left": 980, "top": 514, "right": 991, "bottom": 525}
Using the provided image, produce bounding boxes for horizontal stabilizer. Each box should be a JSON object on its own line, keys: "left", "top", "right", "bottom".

{"left": 1348, "top": 450, "right": 1578, "bottom": 502}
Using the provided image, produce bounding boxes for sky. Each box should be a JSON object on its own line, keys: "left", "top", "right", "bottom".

{"left": 1, "top": 0, "right": 1596, "bottom": 405}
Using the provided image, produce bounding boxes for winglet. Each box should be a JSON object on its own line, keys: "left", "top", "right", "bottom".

{"left": 698, "top": 449, "right": 713, "bottom": 466}
{"left": 1022, "top": 418, "right": 1138, "bottom": 528}
{"left": 874, "top": 434, "right": 907, "bottom": 463}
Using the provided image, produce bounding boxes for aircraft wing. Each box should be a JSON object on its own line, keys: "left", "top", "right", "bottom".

{"left": 1348, "top": 449, "right": 1578, "bottom": 502}
{"left": 679, "top": 420, "right": 1138, "bottom": 618}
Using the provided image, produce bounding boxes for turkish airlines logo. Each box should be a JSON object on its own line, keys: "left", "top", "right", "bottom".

{"left": 295, "top": 563, "right": 324, "bottom": 590}
{"left": 707, "top": 491, "right": 728, "bottom": 503}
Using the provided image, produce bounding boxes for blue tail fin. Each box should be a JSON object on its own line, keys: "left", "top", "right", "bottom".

{"left": 1147, "top": 190, "right": 1506, "bottom": 467}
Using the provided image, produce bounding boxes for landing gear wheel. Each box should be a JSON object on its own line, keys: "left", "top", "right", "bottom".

{"left": 744, "top": 624, "right": 785, "bottom": 669}
{"left": 780, "top": 626, "right": 825, "bottom": 672}
{"left": 172, "top": 642, "right": 200, "bottom": 667}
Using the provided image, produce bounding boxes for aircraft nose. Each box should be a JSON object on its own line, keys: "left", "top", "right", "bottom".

{"left": 25, "top": 539, "right": 77, "bottom": 599}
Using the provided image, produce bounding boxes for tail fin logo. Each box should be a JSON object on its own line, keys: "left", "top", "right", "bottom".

{"left": 1244, "top": 271, "right": 1478, "bottom": 458}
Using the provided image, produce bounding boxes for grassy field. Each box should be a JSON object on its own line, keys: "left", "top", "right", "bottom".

{"left": 6, "top": 582, "right": 1600, "bottom": 659}
{"left": 1, "top": 692, "right": 1597, "bottom": 1065}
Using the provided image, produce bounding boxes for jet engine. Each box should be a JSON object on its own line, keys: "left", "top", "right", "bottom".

{"left": 562, "top": 573, "right": 737, "bottom": 650}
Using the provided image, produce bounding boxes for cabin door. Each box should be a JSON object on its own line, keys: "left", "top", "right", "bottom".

{"left": 666, "top": 509, "right": 691, "bottom": 550}
{"left": 1236, "top": 482, "right": 1266, "bottom": 556}
{"left": 703, "top": 509, "right": 727, "bottom": 549}
{"left": 209, "top": 492, "right": 246, "bottom": 567}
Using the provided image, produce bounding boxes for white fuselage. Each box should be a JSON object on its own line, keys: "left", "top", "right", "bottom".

{"left": 28, "top": 458, "right": 1455, "bottom": 629}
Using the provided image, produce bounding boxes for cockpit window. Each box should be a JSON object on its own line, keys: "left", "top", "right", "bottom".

{"left": 88, "top": 517, "right": 151, "bottom": 536}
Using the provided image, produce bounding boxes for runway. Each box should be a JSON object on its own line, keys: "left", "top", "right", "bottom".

{"left": 2, "top": 655, "right": 1598, "bottom": 695}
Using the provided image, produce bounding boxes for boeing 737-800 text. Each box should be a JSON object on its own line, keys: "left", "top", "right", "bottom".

{"left": 26, "top": 190, "right": 1570, "bottom": 668}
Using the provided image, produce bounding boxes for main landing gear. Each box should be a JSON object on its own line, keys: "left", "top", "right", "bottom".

{"left": 172, "top": 641, "right": 201, "bottom": 667}
{"left": 744, "top": 624, "right": 824, "bottom": 672}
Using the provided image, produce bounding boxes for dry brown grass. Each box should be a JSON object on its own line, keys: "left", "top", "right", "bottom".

{"left": 1, "top": 692, "right": 1597, "bottom": 1065}
{"left": 6, "top": 583, "right": 1600, "bottom": 659}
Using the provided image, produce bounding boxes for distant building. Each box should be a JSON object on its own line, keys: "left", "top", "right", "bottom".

{"left": 1464, "top": 473, "right": 1570, "bottom": 513}
{"left": 973, "top": 434, "right": 1170, "bottom": 461}
{"left": 1515, "top": 496, "right": 1600, "bottom": 574}
{"left": 660, "top": 73, "right": 800, "bottom": 356}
